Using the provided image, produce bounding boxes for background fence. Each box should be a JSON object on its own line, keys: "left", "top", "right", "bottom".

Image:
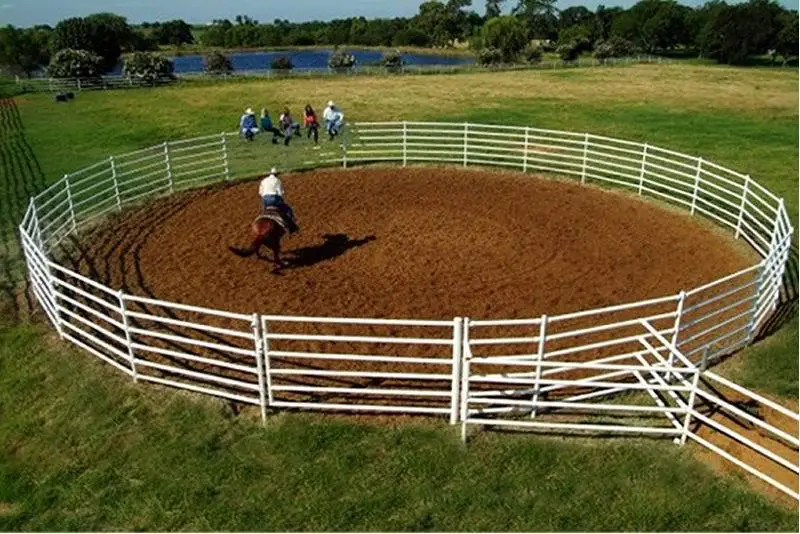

{"left": 18, "top": 121, "right": 797, "bottom": 500}
{"left": 12, "top": 55, "right": 671, "bottom": 93}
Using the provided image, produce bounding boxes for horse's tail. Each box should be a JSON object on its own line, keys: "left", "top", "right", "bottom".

{"left": 228, "top": 236, "right": 261, "bottom": 257}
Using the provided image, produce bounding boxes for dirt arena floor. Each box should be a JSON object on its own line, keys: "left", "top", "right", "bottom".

{"left": 69, "top": 167, "right": 756, "bottom": 320}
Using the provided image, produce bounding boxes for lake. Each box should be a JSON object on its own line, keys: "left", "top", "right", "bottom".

{"left": 112, "top": 49, "right": 475, "bottom": 74}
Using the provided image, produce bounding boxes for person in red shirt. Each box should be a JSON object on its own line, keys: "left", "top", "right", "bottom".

{"left": 304, "top": 104, "right": 320, "bottom": 146}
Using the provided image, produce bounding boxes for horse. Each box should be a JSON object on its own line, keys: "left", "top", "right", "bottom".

{"left": 228, "top": 209, "right": 287, "bottom": 271}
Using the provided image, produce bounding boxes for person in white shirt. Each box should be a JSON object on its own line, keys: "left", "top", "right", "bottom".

{"left": 322, "top": 100, "right": 344, "bottom": 140}
{"left": 259, "top": 168, "right": 298, "bottom": 233}
{"left": 240, "top": 107, "right": 259, "bottom": 140}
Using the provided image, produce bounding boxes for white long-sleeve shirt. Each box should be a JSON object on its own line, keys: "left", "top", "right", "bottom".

{"left": 323, "top": 105, "right": 343, "bottom": 123}
{"left": 259, "top": 174, "right": 284, "bottom": 197}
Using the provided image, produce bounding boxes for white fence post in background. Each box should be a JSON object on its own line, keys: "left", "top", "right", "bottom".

{"left": 402, "top": 121, "right": 408, "bottom": 167}
{"left": 691, "top": 157, "right": 703, "bottom": 215}
{"left": 638, "top": 143, "right": 649, "bottom": 195}
{"left": 523, "top": 127, "right": 530, "bottom": 173}
{"left": 221, "top": 132, "right": 230, "bottom": 181}
{"left": 771, "top": 200, "right": 789, "bottom": 311}
{"left": 110, "top": 156, "right": 121, "bottom": 211}
{"left": 252, "top": 313, "right": 267, "bottom": 423}
{"left": 746, "top": 262, "right": 767, "bottom": 342}
{"left": 64, "top": 175, "right": 77, "bottom": 234}
{"left": 261, "top": 319, "right": 274, "bottom": 406}
{"left": 734, "top": 175, "right": 751, "bottom": 239}
{"left": 679, "top": 368, "right": 701, "bottom": 446}
{"left": 463, "top": 123, "right": 469, "bottom": 168}
{"left": 450, "top": 317, "right": 463, "bottom": 425}
{"left": 668, "top": 291, "right": 686, "bottom": 379}
{"left": 76, "top": 78, "right": 81, "bottom": 92}
{"left": 581, "top": 133, "right": 589, "bottom": 184}
{"left": 531, "top": 314, "right": 548, "bottom": 418}
{"left": 117, "top": 290, "right": 138, "bottom": 381}
{"left": 163, "top": 142, "right": 173, "bottom": 193}
{"left": 342, "top": 127, "right": 348, "bottom": 169}
{"left": 459, "top": 318, "right": 471, "bottom": 442}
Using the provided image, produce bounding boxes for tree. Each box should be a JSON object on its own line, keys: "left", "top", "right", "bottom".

{"left": 204, "top": 51, "right": 233, "bottom": 74}
{"left": 0, "top": 25, "right": 50, "bottom": 77}
{"left": 47, "top": 48, "right": 103, "bottom": 79}
{"left": 774, "top": 10, "right": 799, "bottom": 65}
{"left": 485, "top": 0, "right": 504, "bottom": 19}
{"left": 122, "top": 51, "right": 174, "bottom": 83}
{"left": 559, "top": 6, "right": 593, "bottom": 29}
{"left": 512, "top": 0, "right": 558, "bottom": 40}
{"left": 704, "top": 0, "right": 783, "bottom": 64}
{"left": 611, "top": 0, "right": 691, "bottom": 53}
{"left": 153, "top": 19, "right": 194, "bottom": 46}
{"left": 594, "top": 35, "right": 634, "bottom": 59}
{"left": 51, "top": 13, "right": 133, "bottom": 71}
{"left": 328, "top": 48, "right": 356, "bottom": 71}
{"left": 481, "top": 15, "right": 528, "bottom": 61}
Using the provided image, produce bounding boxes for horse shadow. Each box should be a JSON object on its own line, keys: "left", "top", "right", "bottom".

{"left": 273, "top": 233, "right": 376, "bottom": 269}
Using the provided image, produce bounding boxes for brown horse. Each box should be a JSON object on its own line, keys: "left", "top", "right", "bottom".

{"left": 229, "top": 211, "right": 287, "bottom": 271}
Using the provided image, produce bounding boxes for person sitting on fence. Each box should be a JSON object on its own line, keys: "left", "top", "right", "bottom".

{"left": 240, "top": 107, "right": 259, "bottom": 141}
{"left": 259, "top": 167, "right": 299, "bottom": 234}
{"left": 323, "top": 101, "right": 344, "bottom": 141}
{"left": 279, "top": 108, "right": 301, "bottom": 146}
{"left": 304, "top": 104, "right": 320, "bottom": 146}
{"left": 260, "top": 108, "right": 284, "bottom": 145}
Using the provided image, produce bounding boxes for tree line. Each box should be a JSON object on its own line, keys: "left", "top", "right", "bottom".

{"left": 0, "top": 0, "right": 797, "bottom": 79}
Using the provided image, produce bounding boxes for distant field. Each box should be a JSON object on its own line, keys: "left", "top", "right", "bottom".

{"left": 1, "top": 63, "right": 797, "bottom": 530}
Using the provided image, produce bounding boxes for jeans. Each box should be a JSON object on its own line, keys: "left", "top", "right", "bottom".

{"left": 262, "top": 126, "right": 283, "bottom": 144}
{"left": 326, "top": 118, "right": 342, "bottom": 138}
{"left": 262, "top": 195, "right": 295, "bottom": 222}
{"left": 307, "top": 123, "right": 319, "bottom": 143}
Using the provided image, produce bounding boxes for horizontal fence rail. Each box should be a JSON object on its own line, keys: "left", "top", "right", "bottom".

{"left": 18, "top": 121, "right": 797, "bottom": 500}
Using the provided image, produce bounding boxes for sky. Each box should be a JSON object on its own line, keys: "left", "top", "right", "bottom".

{"left": 2, "top": 0, "right": 797, "bottom": 27}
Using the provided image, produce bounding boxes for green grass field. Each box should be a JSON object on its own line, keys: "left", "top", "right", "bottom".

{"left": 0, "top": 63, "right": 797, "bottom": 530}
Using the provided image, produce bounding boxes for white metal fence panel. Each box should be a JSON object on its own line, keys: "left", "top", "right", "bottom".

{"left": 261, "top": 315, "right": 461, "bottom": 420}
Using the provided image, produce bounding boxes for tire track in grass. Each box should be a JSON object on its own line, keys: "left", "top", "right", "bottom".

{"left": 0, "top": 97, "right": 46, "bottom": 323}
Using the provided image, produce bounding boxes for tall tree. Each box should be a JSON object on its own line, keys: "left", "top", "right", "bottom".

{"left": 485, "top": 0, "right": 504, "bottom": 19}
{"left": 51, "top": 13, "right": 133, "bottom": 70}
{"left": 512, "top": 0, "right": 559, "bottom": 40}
{"left": 0, "top": 25, "right": 50, "bottom": 77}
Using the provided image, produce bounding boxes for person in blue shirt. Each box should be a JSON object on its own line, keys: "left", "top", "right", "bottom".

{"left": 240, "top": 107, "right": 259, "bottom": 141}
{"left": 260, "top": 108, "right": 284, "bottom": 145}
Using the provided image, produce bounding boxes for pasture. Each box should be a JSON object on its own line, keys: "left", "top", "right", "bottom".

{"left": 0, "top": 63, "right": 798, "bottom": 530}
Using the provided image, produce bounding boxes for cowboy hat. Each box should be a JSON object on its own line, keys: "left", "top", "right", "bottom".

{"left": 270, "top": 167, "right": 277, "bottom": 174}
{"left": 327, "top": 100, "right": 334, "bottom": 107}
{"left": 245, "top": 107, "right": 254, "bottom": 114}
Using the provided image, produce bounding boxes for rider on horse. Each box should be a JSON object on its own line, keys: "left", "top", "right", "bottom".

{"left": 259, "top": 168, "right": 299, "bottom": 234}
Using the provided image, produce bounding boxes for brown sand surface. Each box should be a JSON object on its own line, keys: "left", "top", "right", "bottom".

{"left": 71, "top": 167, "right": 755, "bottom": 320}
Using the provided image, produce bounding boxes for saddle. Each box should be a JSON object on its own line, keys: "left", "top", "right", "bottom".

{"left": 256, "top": 207, "right": 290, "bottom": 232}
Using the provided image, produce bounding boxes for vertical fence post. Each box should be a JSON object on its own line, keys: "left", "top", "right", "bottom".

{"left": 64, "top": 175, "right": 77, "bottom": 234}
{"left": 48, "top": 78, "right": 53, "bottom": 92}
{"left": 667, "top": 291, "right": 686, "bottom": 379}
{"left": 771, "top": 200, "right": 789, "bottom": 311}
{"left": 117, "top": 290, "right": 138, "bottom": 381}
{"left": 450, "top": 317, "right": 463, "bottom": 425}
{"left": 531, "top": 315, "right": 548, "bottom": 418}
{"left": 252, "top": 313, "right": 267, "bottom": 424}
{"left": 221, "top": 132, "right": 230, "bottom": 181}
{"left": 463, "top": 123, "right": 469, "bottom": 168}
{"left": 581, "top": 133, "right": 589, "bottom": 184}
{"left": 734, "top": 175, "right": 750, "bottom": 239}
{"left": 746, "top": 262, "right": 766, "bottom": 342}
{"left": 342, "top": 127, "right": 348, "bottom": 169}
{"left": 638, "top": 143, "right": 649, "bottom": 195}
{"left": 76, "top": 78, "right": 81, "bottom": 92}
{"left": 110, "top": 156, "right": 121, "bottom": 211}
{"left": 691, "top": 157, "right": 703, "bottom": 215}
{"left": 261, "top": 317, "right": 274, "bottom": 406}
{"left": 459, "top": 318, "right": 471, "bottom": 443}
{"left": 163, "top": 142, "right": 173, "bottom": 193}
{"left": 679, "top": 368, "right": 701, "bottom": 446}
{"left": 402, "top": 121, "right": 408, "bottom": 168}
{"left": 523, "top": 127, "right": 530, "bottom": 174}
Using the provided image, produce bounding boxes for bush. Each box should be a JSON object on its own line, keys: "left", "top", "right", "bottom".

{"left": 328, "top": 48, "right": 356, "bottom": 71}
{"left": 47, "top": 48, "right": 103, "bottom": 79}
{"left": 524, "top": 43, "right": 543, "bottom": 64}
{"left": 270, "top": 55, "right": 293, "bottom": 70}
{"left": 556, "top": 38, "right": 590, "bottom": 62}
{"left": 477, "top": 47, "right": 504, "bottom": 66}
{"left": 381, "top": 50, "right": 404, "bottom": 72}
{"left": 204, "top": 51, "right": 233, "bottom": 75}
{"left": 122, "top": 51, "right": 174, "bottom": 83}
{"left": 481, "top": 16, "right": 528, "bottom": 63}
{"left": 594, "top": 36, "right": 635, "bottom": 60}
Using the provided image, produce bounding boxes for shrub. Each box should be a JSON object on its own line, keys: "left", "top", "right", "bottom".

{"left": 481, "top": 16, "right": 528, "bottom": 62}
{"left": 47, "top": 48, "right": 103, "bottom": 79}
{"left": 524, "top": 43, "right": 543, "bottom": 64}
{"left": 556, "top": 38, "right": 590, "bottom": 62}
{"left": 477, "top": 47, "right": 504, "bottom": 66}
{"left": 594, "top": 36, "right": 635, "bottom": 61}
{"left": 381, "top": 50, "right": 404, "bottom": 72}
{"left": 328, "top": 48, "right": 356, "bottom": 71}
{"left": 122, "top": 51, "right": 174, "bottom": 84}
{"left": 270, "top": 55, "right": 293, "bottom": 70}
{"left": 204, "top": 51, "right": 233, "bottom": 75}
